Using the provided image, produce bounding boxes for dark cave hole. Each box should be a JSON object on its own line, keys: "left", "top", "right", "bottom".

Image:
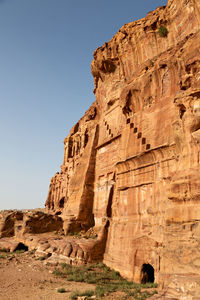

{"left": 142, "top": 137, "right": 146, "bottom": 145}
{"left": 59, "top": 197, "right": 65, "bottom": 208}
{"left": 146, "top": 144, "right": 151, "bottom": 150}
{"left": 55, "top": 211, "right": 61, "bottom": 215}
{"left": 84, "top": 129, "right": 89, "bottom": 147}
{"left": 14, "top": 243, "right": 28, "bottom": 252}
{"left": 179, "top": 104, "right": 186, "bottom": 119}
{"left": 141, "top": 263, "right": 155, "bottom": 283}
{"left": 107, "top": 186, "right": 113, "bottom": 218}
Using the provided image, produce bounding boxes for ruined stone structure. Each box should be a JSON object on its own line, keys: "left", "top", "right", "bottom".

{"left": 45, "top": 0, "right": 200, "bottom": 291}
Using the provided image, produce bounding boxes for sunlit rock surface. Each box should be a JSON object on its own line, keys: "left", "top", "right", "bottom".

{"left": 46, "top": 0, "right": 200, "bottom": 287}
{"left": 1, "top": 0, "right": 200, "bottom": 298}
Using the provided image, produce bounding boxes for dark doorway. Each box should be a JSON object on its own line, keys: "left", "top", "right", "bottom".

{"left": 84, "top": 129, "right": 89, "bottom": 147}
{"left": 106, "top": 186, "right": 113, "bottom": 218}
{"left": 59, "top": 197, "right": 65, "bottom": 208}
{"left": 141, "top": 263, "right": 154, "bottom": 283}
{"left": 14, "top": 242, "right": 28, "bottom": 252}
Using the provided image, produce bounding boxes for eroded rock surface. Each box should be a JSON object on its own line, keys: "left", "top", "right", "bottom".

{"left": 46, "top": 0, "right": 200, "bottom": 288}
{"left": 0, "top": 210, "right": 63, "bottom": 238}
{"left": 1, "top": 0, "right": 200, "bottom": 298}
{"left": 45, "top": 0, "right": 200, "bottom": 296}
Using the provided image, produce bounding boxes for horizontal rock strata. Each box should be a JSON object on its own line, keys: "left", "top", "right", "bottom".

{"left": 46, "top": 0, "right": 200, "bottom": 292}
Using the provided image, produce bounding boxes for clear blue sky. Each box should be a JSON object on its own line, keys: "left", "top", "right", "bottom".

{"left": 0, "top": 0, "right": 167, "bottom": 210}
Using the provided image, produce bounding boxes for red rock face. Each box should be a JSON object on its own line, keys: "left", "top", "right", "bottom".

{"left": 45, "top": 0, "right": 200, "bottom": 293}
{"left": 0, "top": 210, "right": 63, "bottom": 238}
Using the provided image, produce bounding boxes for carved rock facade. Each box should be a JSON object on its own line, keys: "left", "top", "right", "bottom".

{"left": 45, "top": 0, "right": 200, "bottom": 296}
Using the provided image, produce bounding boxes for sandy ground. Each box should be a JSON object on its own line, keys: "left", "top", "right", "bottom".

{"left": 0, "top": 251, "right": 159, "bottom": 300}
{"left": 0, "top": 251, "right": 96, "bottom": 300}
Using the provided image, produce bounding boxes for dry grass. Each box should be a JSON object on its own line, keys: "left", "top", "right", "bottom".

{"left": 53, "top": 262, "right": 158, "bottom": 299}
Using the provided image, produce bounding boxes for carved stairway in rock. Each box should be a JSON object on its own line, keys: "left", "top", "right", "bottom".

{"left": 126, "top": 117, "right": 151, "bottom": 153}
{"left": 104, "top": 120, "right": 114, "bottom": 139}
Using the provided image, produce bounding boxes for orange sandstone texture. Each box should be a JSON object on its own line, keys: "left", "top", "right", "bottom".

{"left": 45, "top": 0, "right": 200, "bottom": 297}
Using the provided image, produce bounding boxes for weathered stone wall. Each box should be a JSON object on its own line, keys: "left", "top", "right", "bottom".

{"left": 0, "top": 210, "right": 63, "bottom": 239}
{"left": 45, "top": 0, "right": 200, "bottom": 293}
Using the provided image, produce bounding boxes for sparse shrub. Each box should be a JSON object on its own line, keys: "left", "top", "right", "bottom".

{"left": 80, "top": 290, "right": 94, "bottom": 297}
{"left": 149, "top": 60, "right": 154, "bottom": 67}
{"left": 67, "top": 273, "right": 84, "bottom": 282}
{"left": 36, "top": 256, "right": 46, "bottom": 261}
{"left": 53, "top": 269, "right": 66, "bottom": 277}
{"left": 0, "top": 254, "right": 6, "bottom": 259}
{"left": 126, "top": 289, "right": 138, "bottom": 297}
{"left": 150, "top": 290, "right": 158, "bottom": 295}
{"left": 140, "top": 290, "right": 150, "bottom": 299}
{"left": 70, "top": 292, "right": 77, "bottom": 300}
{"left": 96, "top": 283, "right": 118, "bottom": 297}
{"left": 54, "top": 262, "right": 158, "bottom": 298}
{"left": 83, "top": 233, "right": 97, "bottom": 240}
{"left": 0, "top": 248, "right": 8, "bottom": 252}
{"left": 70, "top": 289, "right": 94, "bottom": 300}
{"left": 95, "top": 285, "right": 105, "bottom": 298}
{"left": 158, "top": 26, "right": 168, "bottom": 37}
{"left": 68, "top": 232, "right": 82, "bottom": 238}
{"left": 110, "top": 269, "right": 120, "bottom": 280}
{"left": 57, "top": 288, "right": 66, "bottom": 293}
{"left": 96, "top": 262, "right": 105, "bottom": 268}
{"left": 14, "top": 249, "right": 26, "bottom": 254}
{"left": 140, "top": 282, "right": 158, "bottom": 288}
{"left": 61, "top": 262, "right": 68, "bottom": 269}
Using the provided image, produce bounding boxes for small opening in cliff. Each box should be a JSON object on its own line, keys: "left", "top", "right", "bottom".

{"left": 55, "top": 211, "right": 61, "bottom": 215}
{"left": 123, "top": 90, "right": 133, "bottom": 116}
{"left": 107, "top": 186, "right": 113, "bottom": 218}
{"left": 179, "top": 104, "right": 186, "bottom": 119}
{"left": 146, "top": 144, "right": 151, "bottom": 150}
{"left": 141, "top": 264, "right": 154, "bottom": 283}
{"left": 14, "top": 242, "right": 28, "bottom": 252}
{"left": 59, "top": 197, "right": 65, "bottom": 208}
{"left": 84, "top": 129, "right": 89, "bottom": 148}
{"left": 142, "top": 138, "right": 146, "bottom": 145}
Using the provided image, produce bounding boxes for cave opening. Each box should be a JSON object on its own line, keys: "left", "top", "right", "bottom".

{"left": 179, "top": 104, "right": 186, "bottom": 119}
{"left": 84, "top": 129, "right": 89, "bottom": 147}
{"left": 55, "top": 211, "right": 61, "bottom": 215}
{"left": 59, "top": 197, "right": 65, "bottom": 208}
{"left": 14, "top": 242, "right": 28, "bottom": 252}
{"left": 107, "top": 186, "right": 113, "bottom": 218}
{"left": 141, "top": 263, "right": 155, "bottom": 283}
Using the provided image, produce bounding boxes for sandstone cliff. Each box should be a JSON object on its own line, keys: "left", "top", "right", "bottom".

{"left": 45, "top": 0, "right": 200, "bottom": 297}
